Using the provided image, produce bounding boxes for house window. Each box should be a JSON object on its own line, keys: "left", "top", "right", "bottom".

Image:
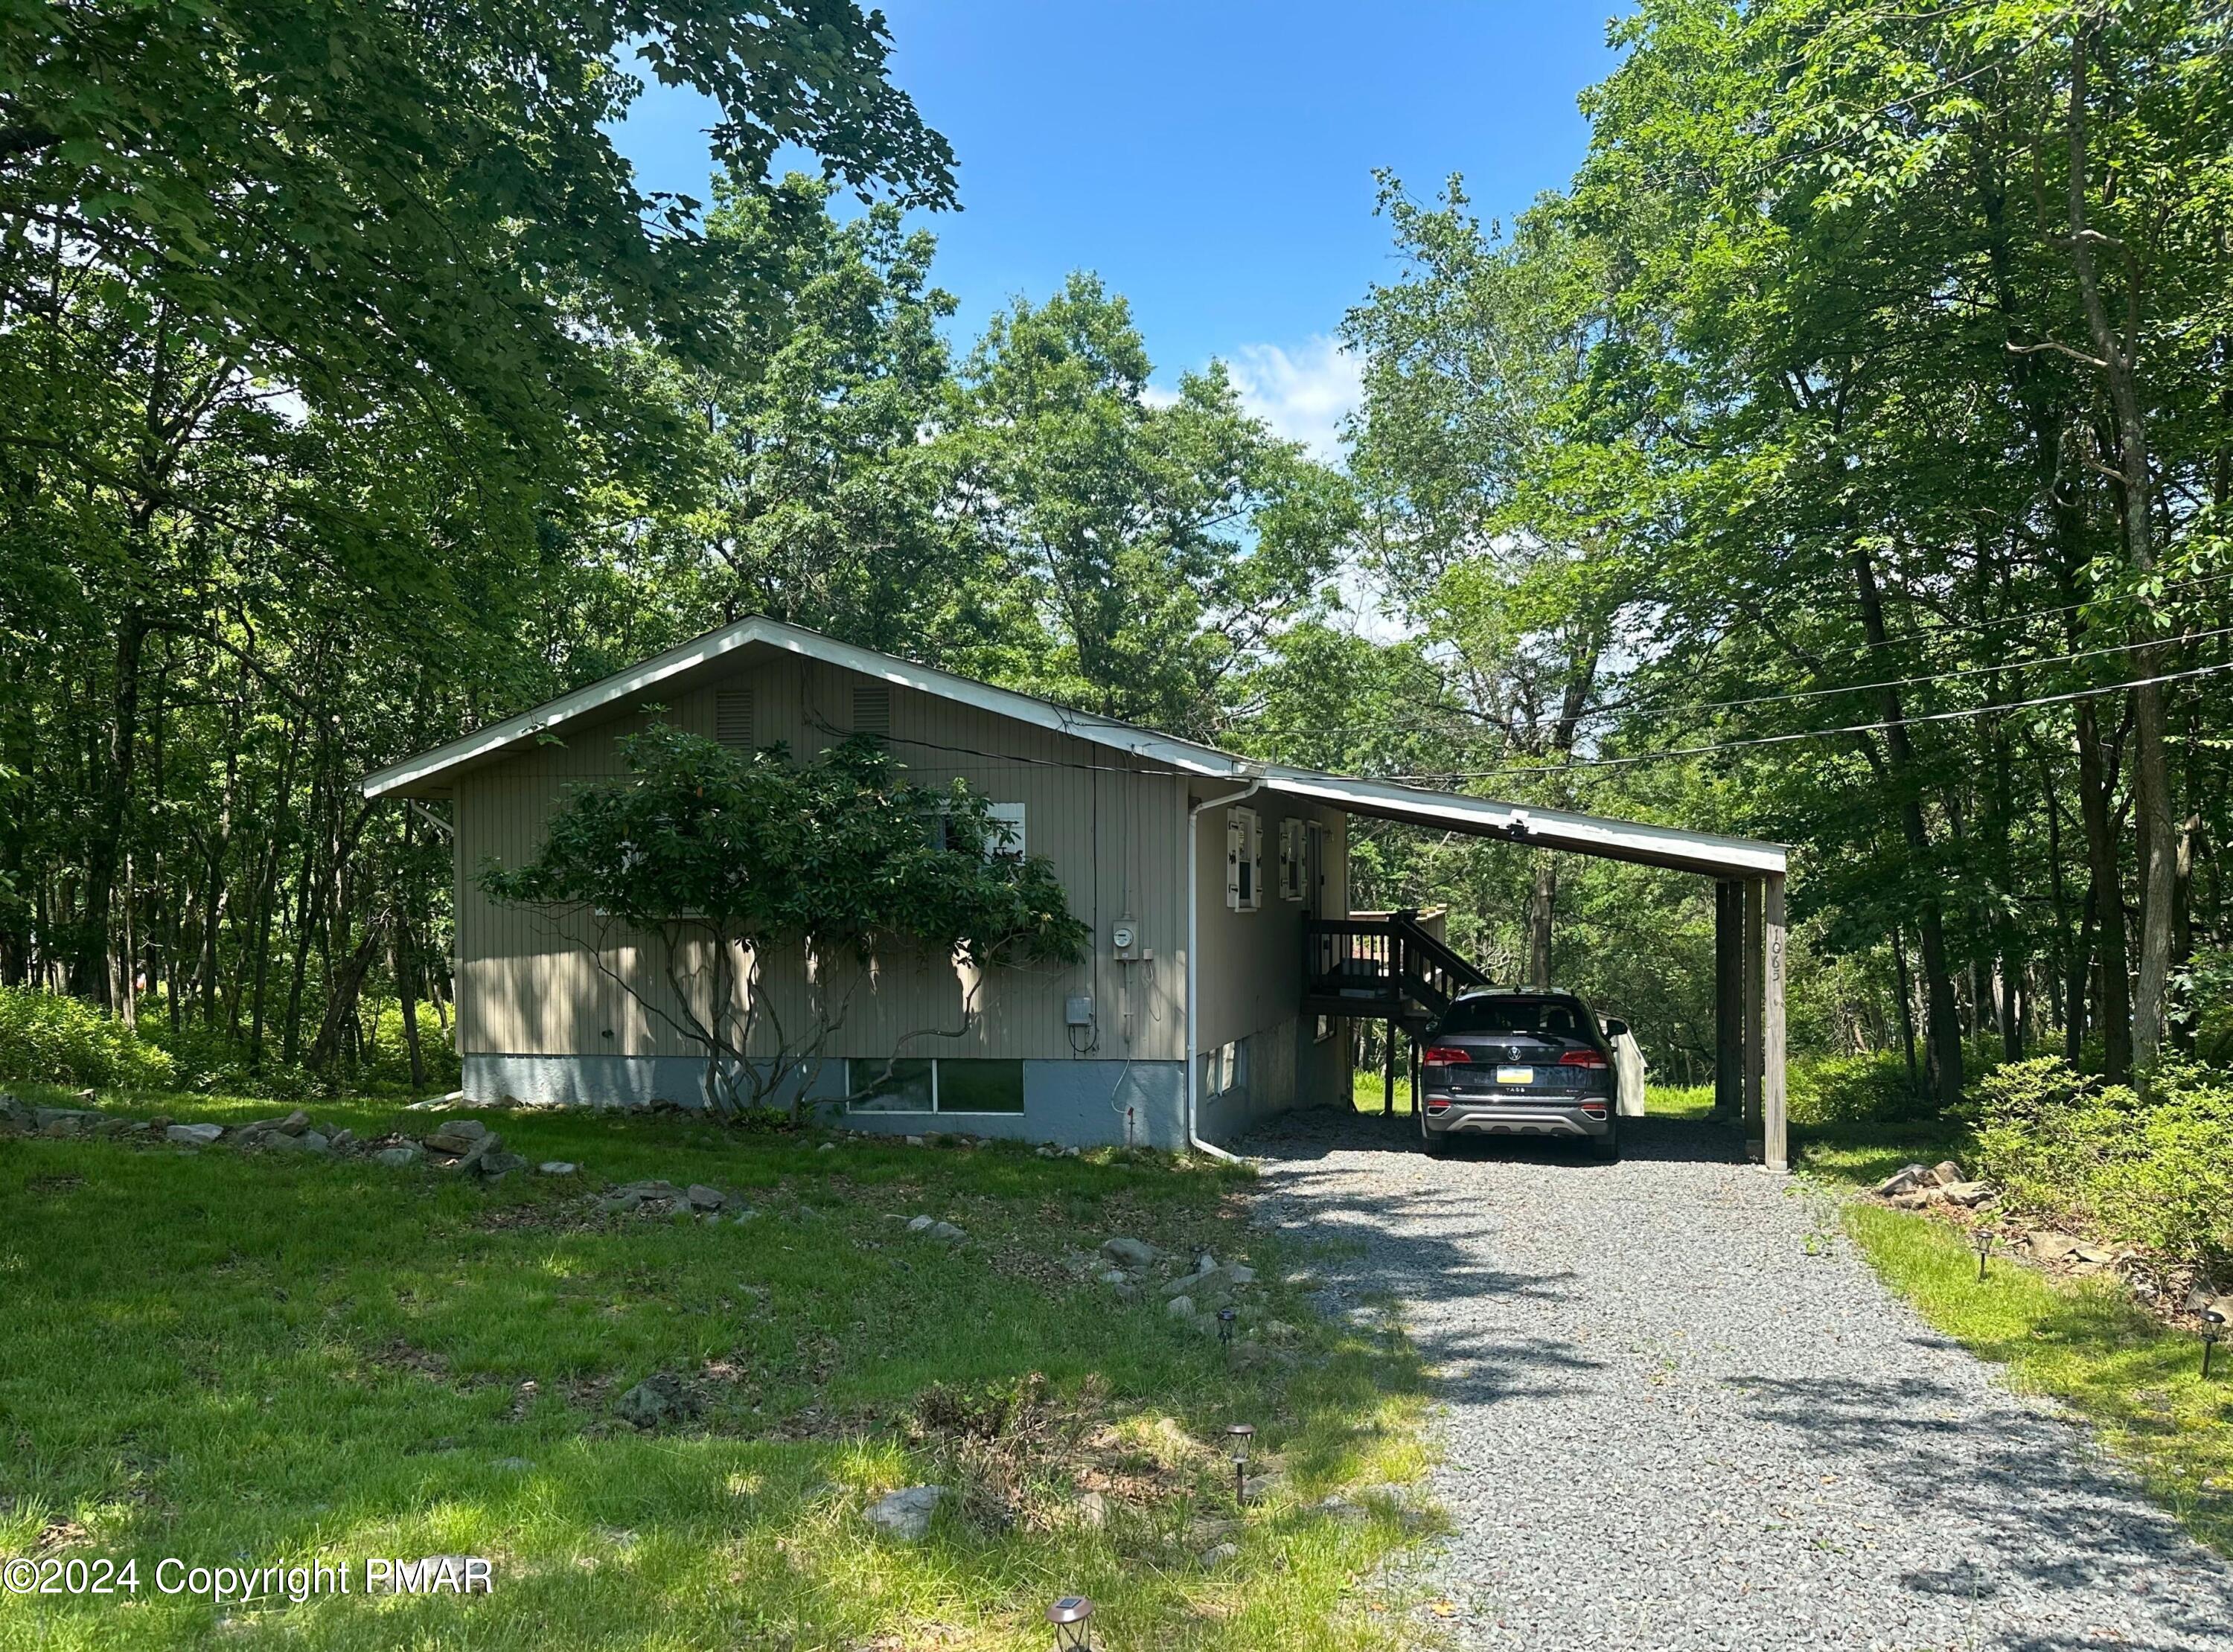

{"left": 1204, "top": 1039, "right": 1242, "bottom": 1096}
{"left": 1315, "top": 1014, "right": 1335, "bottom": 1043}
{"left": 1279, "top": 818, "right": 1306, "bottom": 900}
{"left": 933, "top": 801, "right": 1026, "bottom": 861}
{"left": 846, "top": 1057, "right": 1025, "bottom": 1115}
{"left": 985, "top": 802, "right": 1026, "bottom": 861}
{"left": 1225, "top": 807, "right": 1262, "bottom": 911}
{"left": 715, "top": 687, "right": 755, "bottom": 749}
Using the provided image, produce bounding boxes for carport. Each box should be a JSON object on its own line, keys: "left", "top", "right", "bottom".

{"left": 1255, "top": 769, "right": 1792, "bottom": 1171}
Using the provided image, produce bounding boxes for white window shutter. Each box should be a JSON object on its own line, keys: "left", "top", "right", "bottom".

{"left": 1226, "top": 812, "right": 1243, "bottom": 910}
{"left": 1246, "top": 810, "right": 1263, "bottom": 910}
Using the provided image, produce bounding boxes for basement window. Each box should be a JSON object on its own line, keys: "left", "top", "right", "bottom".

{"left": 1204, "top": 1040, "right": 1242, "bottom": 1097}
{"left": 846, "top": 1057, "right": 1024, "bottom": 1115}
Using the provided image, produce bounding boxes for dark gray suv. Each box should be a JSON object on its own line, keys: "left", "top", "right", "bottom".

{"left": 1416, "top": 989, "right": 1622, "bottom": 1162}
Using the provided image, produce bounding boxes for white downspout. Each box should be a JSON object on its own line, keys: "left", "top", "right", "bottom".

{"left": 1185, "top": 775, "right": 1262, "bottom": 1163}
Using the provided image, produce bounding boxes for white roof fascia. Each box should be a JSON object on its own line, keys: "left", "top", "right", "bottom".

{"left": 359, "top": 616, "right": 1242, "bottom": 799}
{"left": 1258, "top": 769, "right": 1787, "bottom": 878}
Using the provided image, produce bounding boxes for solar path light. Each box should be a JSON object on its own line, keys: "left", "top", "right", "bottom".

{"left": 1227, "top": 1422, "right": 1255, "bottom": 1507}
{"left": 1045, "top": 1595, "right": 1094, "bottom": 1651}
{"left": 2205, "top": 1303, "right": 2227, "bottom": 1380}
{"left": 1972, "top": 1228, "right": 1993, "bottom": 1283}
{"left": 1217, "top": 1306, "right": 1236, "bottom": 1348}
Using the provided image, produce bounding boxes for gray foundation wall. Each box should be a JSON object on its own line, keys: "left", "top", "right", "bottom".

{"left": 1194, "top": 1011, "right": 1348, "bottom": 1142}
{"left": 464, "top": 1052, "right": 1186, "bottom": 1150}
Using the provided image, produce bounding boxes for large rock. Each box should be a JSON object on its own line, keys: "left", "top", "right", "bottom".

{"left": 1874, "top": 1163, "right": 1932, "bottom": 1197}
{"left": 1102, "top": 1236, "right": 1159, "bottom": 1268}
{"left": 1939, "top": 1180, "right": 1996, "bottom": 1207}
{"left": 686, "top": 1184, "right": 726, "bottom": 1211}
{"left": 1930, "top": 1160, "right": 1965, "bottom": 1185}
{"left": 425, "top": 1121, "right": 488, "bottom": 1156}
{"left": 614, "top": 1374, "right": 697, "bottom": 1430}
{"left": 376, "top": 1145, "right": 424, "bottom": 1169}
{"left": 477, "top": 1149, "right": 528, "bottom": 1179}
{"left": 2184, "top": 1290, "right": 2233, "bottom": 1325}
{"left": 1165, "top": 1295, "right": 1197, "bottom": 1319}
{"left": 861, "top": 1485, "right": 945, "bottom": 1541}
{"left": 2025, "top": 1231, "right": 2086, "bottom": 1263}
{"left": 538, "top": 1161, "right": 578, "bottom": 1176}
{"left": 269, "top": 1130, "right": 330, "bottom": 1155}
{"left": 165, "top": 1122, "right": 224, "bottom": 1147}
{"left": 613, "top": 1179, "right": 684, "bottom": 1203}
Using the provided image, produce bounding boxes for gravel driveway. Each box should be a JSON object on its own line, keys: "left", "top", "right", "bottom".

{"left": 1244, "top": 1108, "right": 2233, "bottom": 1651}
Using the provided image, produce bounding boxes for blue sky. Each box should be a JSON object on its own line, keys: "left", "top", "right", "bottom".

{"left": 613, "top": 4, "right": 1626, "bottom": 458}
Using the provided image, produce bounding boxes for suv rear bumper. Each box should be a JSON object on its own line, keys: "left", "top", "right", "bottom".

{"left": 1422, "top": 1099, "right": 1613, "bottom": 1141}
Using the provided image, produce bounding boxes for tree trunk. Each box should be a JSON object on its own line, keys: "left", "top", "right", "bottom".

{"left": 1848, "top": 543, "right": 1963, "bottom": 1106}
{"left": 74, "top": 605, "right": 146, "bottom": 1003}
{"left": 1527, "top": 853, "right": 1555, "bottom": 987}
{"left": 2063, "top": 31, "right": 2177, "bottom": 1078}
{"left": 307, "top": 915, "right": 386, "bottom": 1072}
{"left": 2074, "top": 702, "right": 2133, "bottom": 1080}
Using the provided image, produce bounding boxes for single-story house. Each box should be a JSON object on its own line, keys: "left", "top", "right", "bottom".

{"left": 361, "top": 617, "right": 1794, "bottom": 1163}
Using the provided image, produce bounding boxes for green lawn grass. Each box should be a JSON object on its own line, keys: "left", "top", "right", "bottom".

{"left": 0, "top": 1084, "right": 1434, "bottom": 1651}
{"left": 1841, "top": 1203, "right": 2233, "bottom": 1558}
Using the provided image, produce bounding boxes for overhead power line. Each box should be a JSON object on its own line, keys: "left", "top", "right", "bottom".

{"left": 1264, "top": 610, "right": 2233, "bottom": 745}
{"left": 1614, "top": 621, "right": 2233, "bottom": 723}
{"left": 1383, "top": 657, "right": 2233, "bottom": 780}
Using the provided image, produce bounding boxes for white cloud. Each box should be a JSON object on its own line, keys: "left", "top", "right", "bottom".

{"left": 1225, "top": 336, "right": 1362, "bottom": 464}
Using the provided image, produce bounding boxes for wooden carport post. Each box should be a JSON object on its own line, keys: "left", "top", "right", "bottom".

{"left": 1742, "top": 878, "right": 1764, "bottom": 1158}
{"left": 1713, "top": 880, "right": 1742, "bottom": 1117}
{"left": 1762, "top": 872, "right": 1788, "bottom": 1172}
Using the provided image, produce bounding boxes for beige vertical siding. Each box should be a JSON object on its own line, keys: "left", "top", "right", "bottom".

{"left": 1192, "top": 790, "right": 1349, "bottom": 1052}
{"left": 453, "top": 654, "right": 1190, "bottom": 1066}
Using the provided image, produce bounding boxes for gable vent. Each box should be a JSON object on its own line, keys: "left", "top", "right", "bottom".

{"left": 715, "top": 688, "right": 755, "bottom": 749}
{"left": 851, "top": 682, "right": 892, "bottom": 737}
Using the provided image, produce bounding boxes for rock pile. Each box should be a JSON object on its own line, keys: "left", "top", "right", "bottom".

{"left": 0, "top": 1091, "right": 532, "bottom": 1182}
{"left": 1875, "top": 1160, "right": 1996, "bottom": 1208}
{"left": 597, "top": 1179, "right": 758, "bottom": 1222}
{"left": 1088, "top": 1235, "right": 1286, "bottom": 1360}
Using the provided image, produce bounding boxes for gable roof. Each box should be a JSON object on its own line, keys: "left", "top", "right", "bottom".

{"left": 360, "top": 615, "right": 1785, "bottom": 879}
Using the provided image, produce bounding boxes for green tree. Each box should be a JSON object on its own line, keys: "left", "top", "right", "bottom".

{"left": 956, "top": 274, "right": 1358, "bottom": 736}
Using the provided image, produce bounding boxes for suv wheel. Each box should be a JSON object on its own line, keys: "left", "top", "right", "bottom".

{"left": 1587, "top": 1122, "right": 1620, "bottom": 1164}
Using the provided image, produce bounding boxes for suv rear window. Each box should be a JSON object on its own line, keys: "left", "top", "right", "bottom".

{"left": 1435, "top": 996, "right": 1596, "bottom": 1038}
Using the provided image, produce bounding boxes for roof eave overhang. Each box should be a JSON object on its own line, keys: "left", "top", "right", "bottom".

{"left": 358, "top": 617, "right": 1242, "bottom": 801}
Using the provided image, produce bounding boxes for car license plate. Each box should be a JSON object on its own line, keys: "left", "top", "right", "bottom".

{"left": 1495, "top": 1065, "right": 1534, "bottom": 1086}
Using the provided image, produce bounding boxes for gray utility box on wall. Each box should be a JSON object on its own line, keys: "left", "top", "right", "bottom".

{"left": 1064, "top": 995, "right": 1093, "bottom": 1027}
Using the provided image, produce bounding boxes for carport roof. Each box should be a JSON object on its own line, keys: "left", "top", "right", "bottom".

{"left": 360, "top": 614, "right": 1786, "bottom": 880}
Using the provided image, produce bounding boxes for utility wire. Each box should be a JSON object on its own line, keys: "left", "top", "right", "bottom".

{"left": 1259, "top": 614, "right": 2233, "bottom": 745}
{"left": 1382, "top": 657, "right": 2233, "bottom": 780}
{"left": 1611, "top": 621, "right": 2233, "bottom": 723}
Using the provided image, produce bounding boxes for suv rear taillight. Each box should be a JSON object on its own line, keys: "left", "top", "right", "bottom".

{"left": 1421, "top": 1046, "right": 1471, "bottom": 1066}
{"left": 1559, "top": 1049, "right": 1609, "bottom": 1069}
